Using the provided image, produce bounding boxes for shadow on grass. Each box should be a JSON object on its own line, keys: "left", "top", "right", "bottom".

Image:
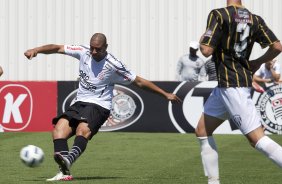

{"left": 75, "top": 176, "right": 125, "bottom": 180}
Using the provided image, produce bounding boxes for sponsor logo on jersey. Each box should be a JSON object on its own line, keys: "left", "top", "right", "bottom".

{"left": 204, "top": 29, "right": 213, "bottom": 38}
{"left": 235, "top": 9, "right": 251, "bottom": 23}
{"left": 66, "top": 46, "right": 83, "bottom": 51}
{"left": 0, "top": 84, "right": 33, "bottom": 131}
{"left": 255, "top": 84, "right": 282, "bottom": 134}
{"left": 62, "top": 85, "right": 143, "bottom": 131}
{"left": 79, "top": 70, "right": 98, "bottom": 92}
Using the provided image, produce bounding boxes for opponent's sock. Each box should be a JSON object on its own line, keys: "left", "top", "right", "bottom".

{"left": 68, "top": 136, "right": 88, "bottom": 164}
{"left": 53, "top": 139, "right": 69, "bottom": 157}
{"left": 198, "top": 136, "right": 220, "bottom": 184}
{"left": 255, "top": 136, "right": 282, "bottom": 167}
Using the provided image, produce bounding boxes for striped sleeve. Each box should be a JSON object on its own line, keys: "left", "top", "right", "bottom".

{"left": 255, "top": 16, "right": 279, "bottom": 48}
{"left": 201, "top": 10, "right": 223, "bottom": 48}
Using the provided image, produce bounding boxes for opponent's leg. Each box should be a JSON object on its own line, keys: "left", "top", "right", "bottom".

{"left": 195, "top": 113, "right": 224, "bottom": 184}
{"left": 246, "top": 127, "right": 282, "bottom": 167}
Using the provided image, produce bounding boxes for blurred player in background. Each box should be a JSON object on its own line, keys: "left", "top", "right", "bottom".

{"left": 24, "top": 33, "right": 181, "bottom": 181}
{"left": 252, "top": 59, "right": 281, "bottom": 93}
{"left": 253, "top": 59, "right": 281, "bottom": 84}
{"left": 195, "top": 0, "right": 282, "bottom": 183}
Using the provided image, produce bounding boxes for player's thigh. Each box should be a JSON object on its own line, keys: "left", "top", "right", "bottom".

{"left": 245, "top": 126, "right": 265, "bottom": 147}
{"left": 52, "top": 118, "right": 73, "bottom": 139}
{"left": 221, "top": 87, "right": 261, "bottom": 135}
{"left": 195, "top": 113, "right": 224, "bottom": 137}
{"left": 77, "top": 103, "right": 110, "bottom": 140}
{"left": 203, "top": 87, "right": 229, "bottom": 120}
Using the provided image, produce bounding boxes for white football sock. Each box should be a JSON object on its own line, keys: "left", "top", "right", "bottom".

{"left": 198, "top": 136, "right": 220, "bottom": 184}
{"left": 255, "top": 136, "right": 282, "bottom": 167}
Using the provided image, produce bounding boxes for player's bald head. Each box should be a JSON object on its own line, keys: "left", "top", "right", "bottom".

{"left": 90, "top": 33, "right": 107, "bottom": 46}
{"left": 227, "top": 0, "right": 242, "bottom": 6}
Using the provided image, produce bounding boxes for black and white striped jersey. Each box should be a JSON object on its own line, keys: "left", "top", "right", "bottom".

{"left": 201, "top": 5, "right": 279, "bottom": 87}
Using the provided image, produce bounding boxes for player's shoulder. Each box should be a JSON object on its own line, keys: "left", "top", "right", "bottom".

{"left": 209, "top": 7, "right": 226, "bottom": 15}
{"left": 251, "top": 13, "right": 265, "bottom": 23}
{"left": 212, "top": 6, "right": 252, "bottom": 16}
{"left": 106, "top": 53, "right": 125, "bottom": 68}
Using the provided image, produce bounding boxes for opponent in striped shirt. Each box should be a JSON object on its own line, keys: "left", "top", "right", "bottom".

{"left": 195, "top": 1, "right": 282, "bottom": 184}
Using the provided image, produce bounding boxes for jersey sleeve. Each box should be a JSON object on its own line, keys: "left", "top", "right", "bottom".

{"left": 255, "top": 16, "right": 279, "bottom": 48}
{"left": 201, "top": 10, "right": 222, "bottom": 48}
{"left": 112, "top": 62, "right": 137, "bottom": 85}
{"left": 64, "top": 45, "right": 86, "bottom": 60}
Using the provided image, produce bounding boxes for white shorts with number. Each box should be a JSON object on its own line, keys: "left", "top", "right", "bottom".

{"left": 204, "top": 87, "right": 261, "bottom": 135}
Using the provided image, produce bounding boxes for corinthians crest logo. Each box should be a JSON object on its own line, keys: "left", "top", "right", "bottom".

{"left": 103, "top": 85, "right": 144, "bottom": 131}
{"left": 255, "top": 84, "right": 282, "bottom": 134}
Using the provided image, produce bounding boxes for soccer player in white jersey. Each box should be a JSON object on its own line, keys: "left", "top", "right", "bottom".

{"left": 24, "top": 33, "right": 181, "bottom": 181}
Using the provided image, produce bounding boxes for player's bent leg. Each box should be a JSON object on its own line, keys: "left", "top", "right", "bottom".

{"left": 247, "top": 127, "right": 282, "bottom": 168}
{"left": 196, "top": 113, "right": 224, "bottom": 184}
{"left": 64, "top": 122, "right": 90, "bottom": 166}
{"left": 52, "top": 118, "right": 73, "bottom": 140}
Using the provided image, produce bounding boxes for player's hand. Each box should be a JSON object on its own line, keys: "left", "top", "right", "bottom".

{"left": 165, "top": 93, "right": 182, "bottom": 103}
{"left": 24, "top": 49, "right": 38, "bottom": 60}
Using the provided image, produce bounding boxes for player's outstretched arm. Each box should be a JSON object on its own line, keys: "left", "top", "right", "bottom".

{"left": 253, "top": 74, "right": 271, "bottom": 83}
{"left": 133, "top": 76, "right": 182, "bottom": 103}
{"left": 24, "top": 44, "right": 65, "bottom": 60}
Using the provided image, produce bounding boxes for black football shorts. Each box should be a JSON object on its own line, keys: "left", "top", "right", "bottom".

{"left": 52, "top": 101, "right": 110, "bottom": 139}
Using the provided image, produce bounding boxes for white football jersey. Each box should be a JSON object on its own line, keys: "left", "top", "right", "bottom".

{"left": 64, "top": 45, "right": 137, "bottom": 110}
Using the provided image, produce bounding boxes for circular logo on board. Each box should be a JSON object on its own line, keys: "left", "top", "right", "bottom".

{"left": 0, "top": 84, "right": 33, "bottom": 131}
{"left": 102, "top": 85, "right": 143, "bottom": 131}
{"left": 255, "top": 84, "right": 282, "bottom": 134}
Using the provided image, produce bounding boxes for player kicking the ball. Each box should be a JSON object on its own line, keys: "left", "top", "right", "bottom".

{"left": 24, "top": 33, "right": 181, "bottom": 181}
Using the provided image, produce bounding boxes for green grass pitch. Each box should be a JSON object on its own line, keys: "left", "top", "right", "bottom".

{"left": 0, "top": 132, "right": 282, "bottom": 184}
